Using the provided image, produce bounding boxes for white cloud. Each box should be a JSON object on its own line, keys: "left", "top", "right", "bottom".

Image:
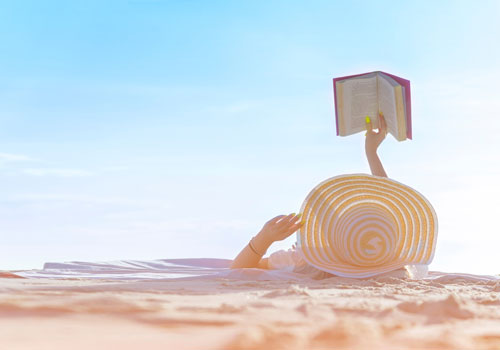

{"left": 22, "top": 168, "right": 94, "bottom": 177}
{"left": 101, "top": 165, "right": 130, "bottom": 172}
{"left": 0, "top": 152, "right": 97, "bottom": 178}
{"left": 0, "top": 152, "right": 34, "bottom": 162}
{"left": 6, "top": 193, "right": 133, "bottom": 204}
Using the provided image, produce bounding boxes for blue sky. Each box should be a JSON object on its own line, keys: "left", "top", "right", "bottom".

{"left": 1, "top": 0, "right": 500, "bottom": 275}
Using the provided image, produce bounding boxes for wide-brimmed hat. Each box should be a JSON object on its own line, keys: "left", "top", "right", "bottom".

{"left": 296, "top": 174, "right": 438, "bottom": 278}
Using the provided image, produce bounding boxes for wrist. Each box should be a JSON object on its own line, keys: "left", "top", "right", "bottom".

{"left": 253, "top": 230, "right": 274, "bottom": 253}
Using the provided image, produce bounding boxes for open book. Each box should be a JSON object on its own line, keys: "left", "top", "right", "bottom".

{"left": 333, "top": 71, "right": 412, "bottom": 141}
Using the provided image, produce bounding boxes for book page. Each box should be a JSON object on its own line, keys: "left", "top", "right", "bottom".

{"left": 377, "top": 74, "right": 398, "bottom": 138}
{"left": 394, "top": 85, "right": 407, "bottom": 141}
{"left": 335, "top": 82, "right": 346, "bottom": 135}
{"left": 401, "top": 86, "right": 407, "bottom": 139}
{"left": 341, "top": 76, "right": 378, "bottom": 135}
{"left": 378, "top": 71, "right": 411, "bottom": 139}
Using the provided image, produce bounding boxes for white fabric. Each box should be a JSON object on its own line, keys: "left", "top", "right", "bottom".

{"left": 267, "top": 247, "right": 307, "bottom": 271}
{"left": 11, "top": 257, "right": 499, "bottom": 282}
{"left": 268, "top": 248, "right": 432, "bottom": 279}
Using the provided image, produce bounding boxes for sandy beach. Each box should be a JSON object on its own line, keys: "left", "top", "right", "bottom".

{"left": 1, "top": 259, "right": 499, "bottom": 350}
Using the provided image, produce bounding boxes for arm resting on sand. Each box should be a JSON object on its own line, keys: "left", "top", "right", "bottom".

{"left": 230, "top": 213, "right": 303, "bottom": 269}
{"left": 229, "top": 232, "right": 273, "bottom": 269}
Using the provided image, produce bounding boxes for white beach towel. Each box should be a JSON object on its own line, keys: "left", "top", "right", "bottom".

{"left": 10, "top": 256, "right": 499, "bottom": 283}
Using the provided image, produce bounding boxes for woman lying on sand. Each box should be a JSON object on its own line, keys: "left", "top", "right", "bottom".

{"left": 230, "top": 112, "right": 389, "bottom": 271}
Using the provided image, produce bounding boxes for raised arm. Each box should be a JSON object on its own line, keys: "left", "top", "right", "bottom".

{"left": 229, "top": 213, "right": 303, "bottom": 269}
{"left": 365, "top": 112, "right": 388, "bottom": 178}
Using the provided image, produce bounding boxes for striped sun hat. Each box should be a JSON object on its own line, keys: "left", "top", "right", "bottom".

{"left": 296, "top": 174, "right": 438, "bottom": 278}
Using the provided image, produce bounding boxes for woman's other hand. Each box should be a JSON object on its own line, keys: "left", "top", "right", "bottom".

{"left": 365, "top": 111, "right": 388, "bottom": 154}
{"left": 258, "top": 213, "right": 304, "bottom": 244}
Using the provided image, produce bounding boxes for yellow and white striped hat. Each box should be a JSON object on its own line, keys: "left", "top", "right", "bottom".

{"left": 296, "top": 174, "right": 438, "bottom": 278}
